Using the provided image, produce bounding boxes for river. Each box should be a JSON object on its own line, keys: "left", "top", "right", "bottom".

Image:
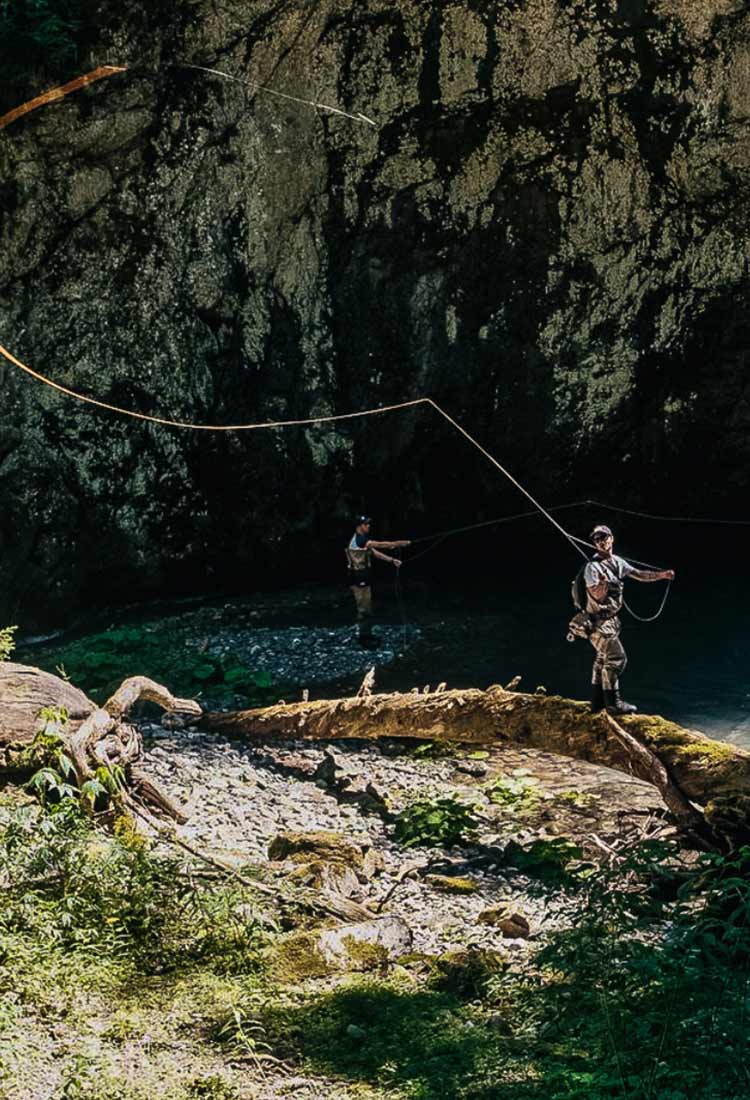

{"left": 16, "top": 518, "right": 750, "bottom": 747}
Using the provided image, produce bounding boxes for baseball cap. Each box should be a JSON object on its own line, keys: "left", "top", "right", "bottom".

{"left": 356, "top": 515, "right": 372, "bottom": 525}
{"left": 590, "top": 524, "right": 613, "bottom": 539}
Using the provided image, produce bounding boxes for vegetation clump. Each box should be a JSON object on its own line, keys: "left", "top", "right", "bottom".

{"left": 29, "top": 623, "right": 279, "bottom": 707}
{"left": 485, "top": 771, "right": 548, "bottom": 813}
{"left": 423, "top": 874, "right": 479, "bottom": 894}
{"left": 393, "top": 795, "right": 481, "bottom": 848}
{"left": 0, "top": 624, "right": 16, "bottom": 661}
{"left": 257, "top": 842, "right": 750, "bottom": 1099}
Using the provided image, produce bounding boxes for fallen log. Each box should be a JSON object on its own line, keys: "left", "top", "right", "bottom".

{"left": 204, "top": 685, "right": 750, "bottom": 847}
{"left": 2, "top": 662, "right": 750, "bottom": 848}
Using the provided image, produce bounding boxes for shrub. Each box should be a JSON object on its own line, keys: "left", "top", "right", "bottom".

{"left": 0, "top": 798, "right": 269, "bottom": 974}
{"left": 33, "top": 623, "right": 278, "bottom": 707}
{"left": 0, "top": 625, "right": 16, "bottom": 661}
{"left": 393, "top": 795, "right": 481, "bottom": 848}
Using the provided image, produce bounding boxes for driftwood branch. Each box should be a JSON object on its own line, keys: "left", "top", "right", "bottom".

{"left": 602, "top": 712, "right": 715, "bottom": 848}
{"left": 127, "top": 799, "right": 374, "bottom": 923}
{"left": 0, "top": 663, "right": 202, "bottom": 822}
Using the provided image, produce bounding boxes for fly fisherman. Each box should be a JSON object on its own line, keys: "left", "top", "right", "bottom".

{"left": 346, "top": 516, "right": 410, "bottom": 647}
{"left": 586, "top": 524, "right": 675, "bottom": 715}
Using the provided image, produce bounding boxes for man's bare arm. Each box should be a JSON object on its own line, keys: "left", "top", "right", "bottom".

{"left": 587, "top": 581, "right": 609, "bottom": 602}
{"left": 366, "top": 540, "right": 410, "bottom": 550}
{"left": 630, "top": 569, "right": 675, "bottom": 582}
{"left": 371, "top": 547, "right": 400, "bottom": 566}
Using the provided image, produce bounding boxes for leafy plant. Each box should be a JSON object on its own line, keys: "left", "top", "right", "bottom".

{"left": 485, "top": 772, "right": 548, "bottom": 813}
{"left": 394, "top": 795, "right": 481, "bottom": 848}
{"left": 215, "top": 997, "right": 272, "bottom": 1068}
{"left": 504, "top": 837, "right": 587, "bottom": 884}
{"left": 187, "top": 1077, "right": 240, "bottom": 1100}
{"left": 411, "top": 740, "right": 462, "bottom": 759}
{"left": 31, "top": 624, "right": 278, "bottom": 707}
{"left": 0, "top": 624, "right": 17, "bottom": 661}
{"left": 558, "top": 788, "right": 599, "bottom": 808}
{"left": 21, "top": 706, "right": 82, "bottom": 807}
{"left": 0, "top": 798, "right": 269, "bottom": 974}
{"left": 483, "top": 838, "right": 750, "bottom": 1099}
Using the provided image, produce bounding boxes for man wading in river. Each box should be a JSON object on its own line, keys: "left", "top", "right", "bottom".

{"left": 346, "top": 517, "right": 410, "bottom": 647}
{"left": 586, "top": 524, "right": 675, "bottom": 715}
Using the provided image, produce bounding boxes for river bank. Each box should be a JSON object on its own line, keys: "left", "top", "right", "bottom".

{"left": 20, "top": 568, "right": 750, "bottom": 746}
{"left": 4, "top": 617, "right": 749, "bottom": 1098}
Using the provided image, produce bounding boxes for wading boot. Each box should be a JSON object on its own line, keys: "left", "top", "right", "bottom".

{"left": 603, "top": 688, "right": 637, "bottom": 716}
{"left": 590, "top": 682, "right": 605, "bottom": 714}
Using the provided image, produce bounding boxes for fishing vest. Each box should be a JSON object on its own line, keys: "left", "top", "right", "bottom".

{"left": 568, "top": 556, "right": 626, "bottom": 641}
{"left": 346, "top": 535, "right": 372, "bottom": 584}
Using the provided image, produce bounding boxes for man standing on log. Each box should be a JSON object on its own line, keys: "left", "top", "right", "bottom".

{"left": 586, "top": 524, "right": 675, "bottom": 715}
{"left": 346, "top": 516, "right": 410, "bottom": 647}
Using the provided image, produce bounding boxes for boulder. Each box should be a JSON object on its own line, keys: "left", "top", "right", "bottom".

{"left": 272, "top": 916, "right": 413, "bottom": 979}
{"left": 267, "top": 830, "right": 364, "bottom": 868}
{"left": 477, "top": 905, "right": 531, "bottom": 938}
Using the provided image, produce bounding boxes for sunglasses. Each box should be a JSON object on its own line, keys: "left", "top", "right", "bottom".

{"left": 592, "top": 533, "right": 611, "bottom": 543}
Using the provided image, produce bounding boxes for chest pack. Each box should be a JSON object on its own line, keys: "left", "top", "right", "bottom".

{"left": 346, "top": 544, "right": 373, "bottom": 586}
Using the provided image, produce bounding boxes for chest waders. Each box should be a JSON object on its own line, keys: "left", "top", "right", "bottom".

{"left": 586, "top": 560, "right": 637, "bottom": 716}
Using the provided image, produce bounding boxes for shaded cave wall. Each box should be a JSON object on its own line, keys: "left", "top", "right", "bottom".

{"left": 0, "top": 0, "right": 748, "bottom": 627}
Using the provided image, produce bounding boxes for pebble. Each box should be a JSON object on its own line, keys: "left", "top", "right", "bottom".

{"left": 142, "top": 728, "right": 558, "bottom": 958}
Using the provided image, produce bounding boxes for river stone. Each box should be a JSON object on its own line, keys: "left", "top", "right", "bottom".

{"left": 316, "top": 917, "right": 413, "bottom": 967}
{"left": 272, "top": 917, "right": 413, "bottom": 979}
{"left": 267, "top": 830, "right": 365, "bottom": 868}
{"left": 477, "top": 906, "right": 531, "bottom": 938}
{"left": 286, "top": 859, "right": 362, "bottom": 900}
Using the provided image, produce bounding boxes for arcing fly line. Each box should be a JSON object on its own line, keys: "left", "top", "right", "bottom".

{"left": 175, "top": 63, "right": 376, "bottom": 126}
{"left": 0, "top": 341, "right": 589, "bottom": 564}
{"left": 0, "top": 339, "right": 684, "bottom": 629}
{"left": 0, "top": 60, "right": 376, "bottom": 132}
{"left": 0, "top": 341, "right": 678, "bottom": 622}
{"left": 0, "top": 342, "right": 426, "bottom": 430}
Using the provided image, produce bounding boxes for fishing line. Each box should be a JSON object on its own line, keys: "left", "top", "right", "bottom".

{"left": 391, "top": 549, "right": 409, "bottom": 655}
{"left": 568, "top": 536, "right": 672, "bottom": 622}
{"left": 585, "top": 499, "right": 750, "bottom": 527}
{"left": 409, "top": 500, "right": 593, "bottom": 547}
{"left": 408, "top": 507, "right": 673, "bottom": 620}
{"left": 0, "top": 61, "right": 376, "bottom": 131}
{"left": 0, "top": 344, "right": 587, "bottom": 560}
{"left": 1, "top": 338, "right": 676, "bottom": 627}
{"left": 174, "top": 63, "right": 376, "bottom": 126}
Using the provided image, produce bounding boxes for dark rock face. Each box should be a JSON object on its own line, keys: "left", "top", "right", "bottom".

{"left": 1, "top": 0, "right": 749, "bottom": 626}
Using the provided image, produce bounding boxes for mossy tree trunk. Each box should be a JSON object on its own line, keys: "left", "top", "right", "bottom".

{"left": 3, "top": 662, "right": 749, "bottom": 848}
{"left": 204, "top": 686, "right": 750, "bottom": 848}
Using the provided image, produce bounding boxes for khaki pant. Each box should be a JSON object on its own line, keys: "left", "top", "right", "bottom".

{"left": 351, "top": 583, "right": 373, "bottom": 637}
{"left": 589, "top": 619, "right": 627, "bottom": 691}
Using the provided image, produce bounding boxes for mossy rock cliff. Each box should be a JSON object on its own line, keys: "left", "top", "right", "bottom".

{"left": 1, "top": 0, "right": 748, "bottom": 625}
